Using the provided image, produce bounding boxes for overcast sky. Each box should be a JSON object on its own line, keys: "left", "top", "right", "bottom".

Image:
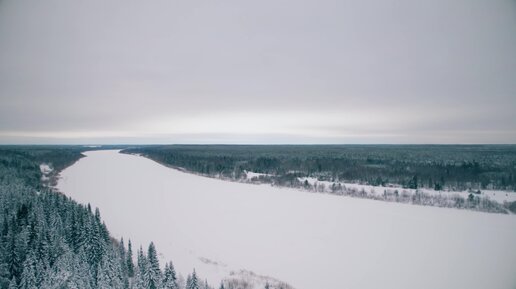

{"left": 0, "top": 0, "right": 515, "bottom": 144}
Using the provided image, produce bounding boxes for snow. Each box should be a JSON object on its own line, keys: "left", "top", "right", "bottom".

{"left": 57, "top": 150, "right": 516, "bottom": 289}
{"left": 298, "top": 177, "right": 516, "bottom": 204}
{"left": 40, "top": 163, "right": 53, "bottom": 174}
{"left": 244, "top": 170, "right": 273, "bottom": 180}
{"left": 40, "top": 163, "right": 53, "bottom": 181}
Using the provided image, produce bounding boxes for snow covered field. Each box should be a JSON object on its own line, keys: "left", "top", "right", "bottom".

{"left": 296, "top": 177, "right": 516, "bottom": 204}
{"left": 57, "top": 150, "right": 516, "bottom": 289}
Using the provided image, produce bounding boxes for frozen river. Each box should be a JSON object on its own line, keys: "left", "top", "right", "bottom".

{"left": 57, "top": 150, "right": 516, "bottom": 289}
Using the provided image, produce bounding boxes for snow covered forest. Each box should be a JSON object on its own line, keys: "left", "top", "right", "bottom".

{"left": 123, "top": 145, "right": 516, "bottom": 213}
{"left": 1, "top": 146, "right": 516, "bottom": 289}
{"left": 0, "top": 147, "right": 232, "bottom": 289}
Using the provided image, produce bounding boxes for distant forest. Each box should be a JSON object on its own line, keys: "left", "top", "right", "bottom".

{"left": 123, "top": 145, "right": 516, "bottom": 192}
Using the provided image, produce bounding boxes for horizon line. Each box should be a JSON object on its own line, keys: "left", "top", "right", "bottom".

{"left": 1, "top": 143, "right": 516, "bottom": 146}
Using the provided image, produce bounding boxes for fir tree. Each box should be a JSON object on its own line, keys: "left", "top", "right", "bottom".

{"left": 67, "top": 250, "right": 93, "bottom": 289}
{"left": 19, "top": 252, "right": 38, "bottom": 289}
{"left": 134, "top": 246, "right": 149, "bottom": 289}
{"left": 118, "top": 237, "right": 129, "bottom": 288}
{"left": 188, "top": 269, "right": 199, "bottom": 289}
{"left": 6, "top": 226, "right": 22, "bottom": 282}
{"left": 162, "top": 262, "right": 178, "bottom": 289}
{"left": 94, "top": 207, "right": 101, "bottom": 222}
{"left": 185, "top": 274, "right": 192, "bottom": 289}
{"left": 126, "top": 239, "right": 135, "bottom": 278}
{"left": 97, "top": 250, "right": 124, "bottom": 289}
{"left": 147, "top": 242, "right": 162, "bottom": 289}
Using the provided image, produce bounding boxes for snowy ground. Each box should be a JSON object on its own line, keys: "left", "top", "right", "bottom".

{"left": 297, "top": 177, "right": 516, "bottom": 204}
{"left": 57, "top": 150, "right": 516, "bottom": 289}
{"left": 244, "top": 170, "right": 273, "bottom": 180}
{"left": 40, "top": 163, "right": 53, "bottom": 181}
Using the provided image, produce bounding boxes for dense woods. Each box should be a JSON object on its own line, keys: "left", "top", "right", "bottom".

{"left": 123, "top": 145, "right": 516, "bottom": 192}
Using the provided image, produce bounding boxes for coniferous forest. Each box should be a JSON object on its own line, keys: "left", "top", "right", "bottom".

{"left": 122, "top": 145, "right": 516, "bottom": 192}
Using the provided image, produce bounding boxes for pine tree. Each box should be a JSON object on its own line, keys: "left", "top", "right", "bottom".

{"left": 19, "top": 252, "right": 38, "bottom": 289}
{"left": 188, "top": 269, "right": 199, "bottom": 289}
{"left": 67, "top": 250, "right": 93, "bottom": 289}
{"left": 134, "top": 247, "right": 149, "bottom": 288}
{"left": 82, "top": 215, "right": 105, "bottom": 275}
{"left": 97, "top": 250, "right": 124, "bottom": 289}
{"left": 185, "top": 274, "right": 192, "bottom": 289}
{"left": 39, "top": 249, "right": 74, "bottom": 289}
{"left": 97, "top": 262, "right": 112, "bottom": 289}
{"left": 162, "top": 262, "right": 178, "bottom": 289}
{"left": 6, "top": 225, "right": 22, "bottom": 282}
{"left": 119, "top": 238, "right": 126, "bottom": 266}
{"left": 126, "top": 239, "right": 135, "bottom": 278}
{"left": 94, "top": 207, "right": 101, "bottom": 222}
{"left": 118, "top": 237, "right": 129, "bottom": 288}
{"left": 147, "top": 242, "right": 162, "bottom": 289}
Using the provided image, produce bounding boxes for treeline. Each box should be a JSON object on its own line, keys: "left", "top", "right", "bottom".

{"left": 122, "top": 145, "right": 516, "bottom": 192}
{"left": 0, "top": 147, "right": 211, "bottom": 289}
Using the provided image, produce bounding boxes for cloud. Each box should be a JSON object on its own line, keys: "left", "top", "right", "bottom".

{"left": 0, "top": 0, "right": 515, "bottom": 143}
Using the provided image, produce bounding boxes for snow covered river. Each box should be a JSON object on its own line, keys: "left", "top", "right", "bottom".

{"left": 57, "top": 150, "right": 516, "bottom": 289}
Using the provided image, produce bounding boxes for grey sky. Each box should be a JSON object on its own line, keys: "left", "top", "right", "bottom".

{"left": 0, "top": 0, "right": 515, "bottom": 144}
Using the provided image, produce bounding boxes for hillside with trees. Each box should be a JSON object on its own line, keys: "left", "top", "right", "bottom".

{"left": 0, "top": 147, "right": 204, "bottom": 289}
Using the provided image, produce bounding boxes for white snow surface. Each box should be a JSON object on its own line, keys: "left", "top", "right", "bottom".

{"left": 298, "top": 177, "right": 516, "bottom": 204}
{"left": 57, "top": 150, "right": 516, "bottom": 289}
{"left": 244, "top": 170, "right": 273, "bottom": 180}
{"left": 40, "top": 163, "right": 53, "bottom": 174}
{"left": 40, "top": 163, "right": 53, "bottom": 181}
